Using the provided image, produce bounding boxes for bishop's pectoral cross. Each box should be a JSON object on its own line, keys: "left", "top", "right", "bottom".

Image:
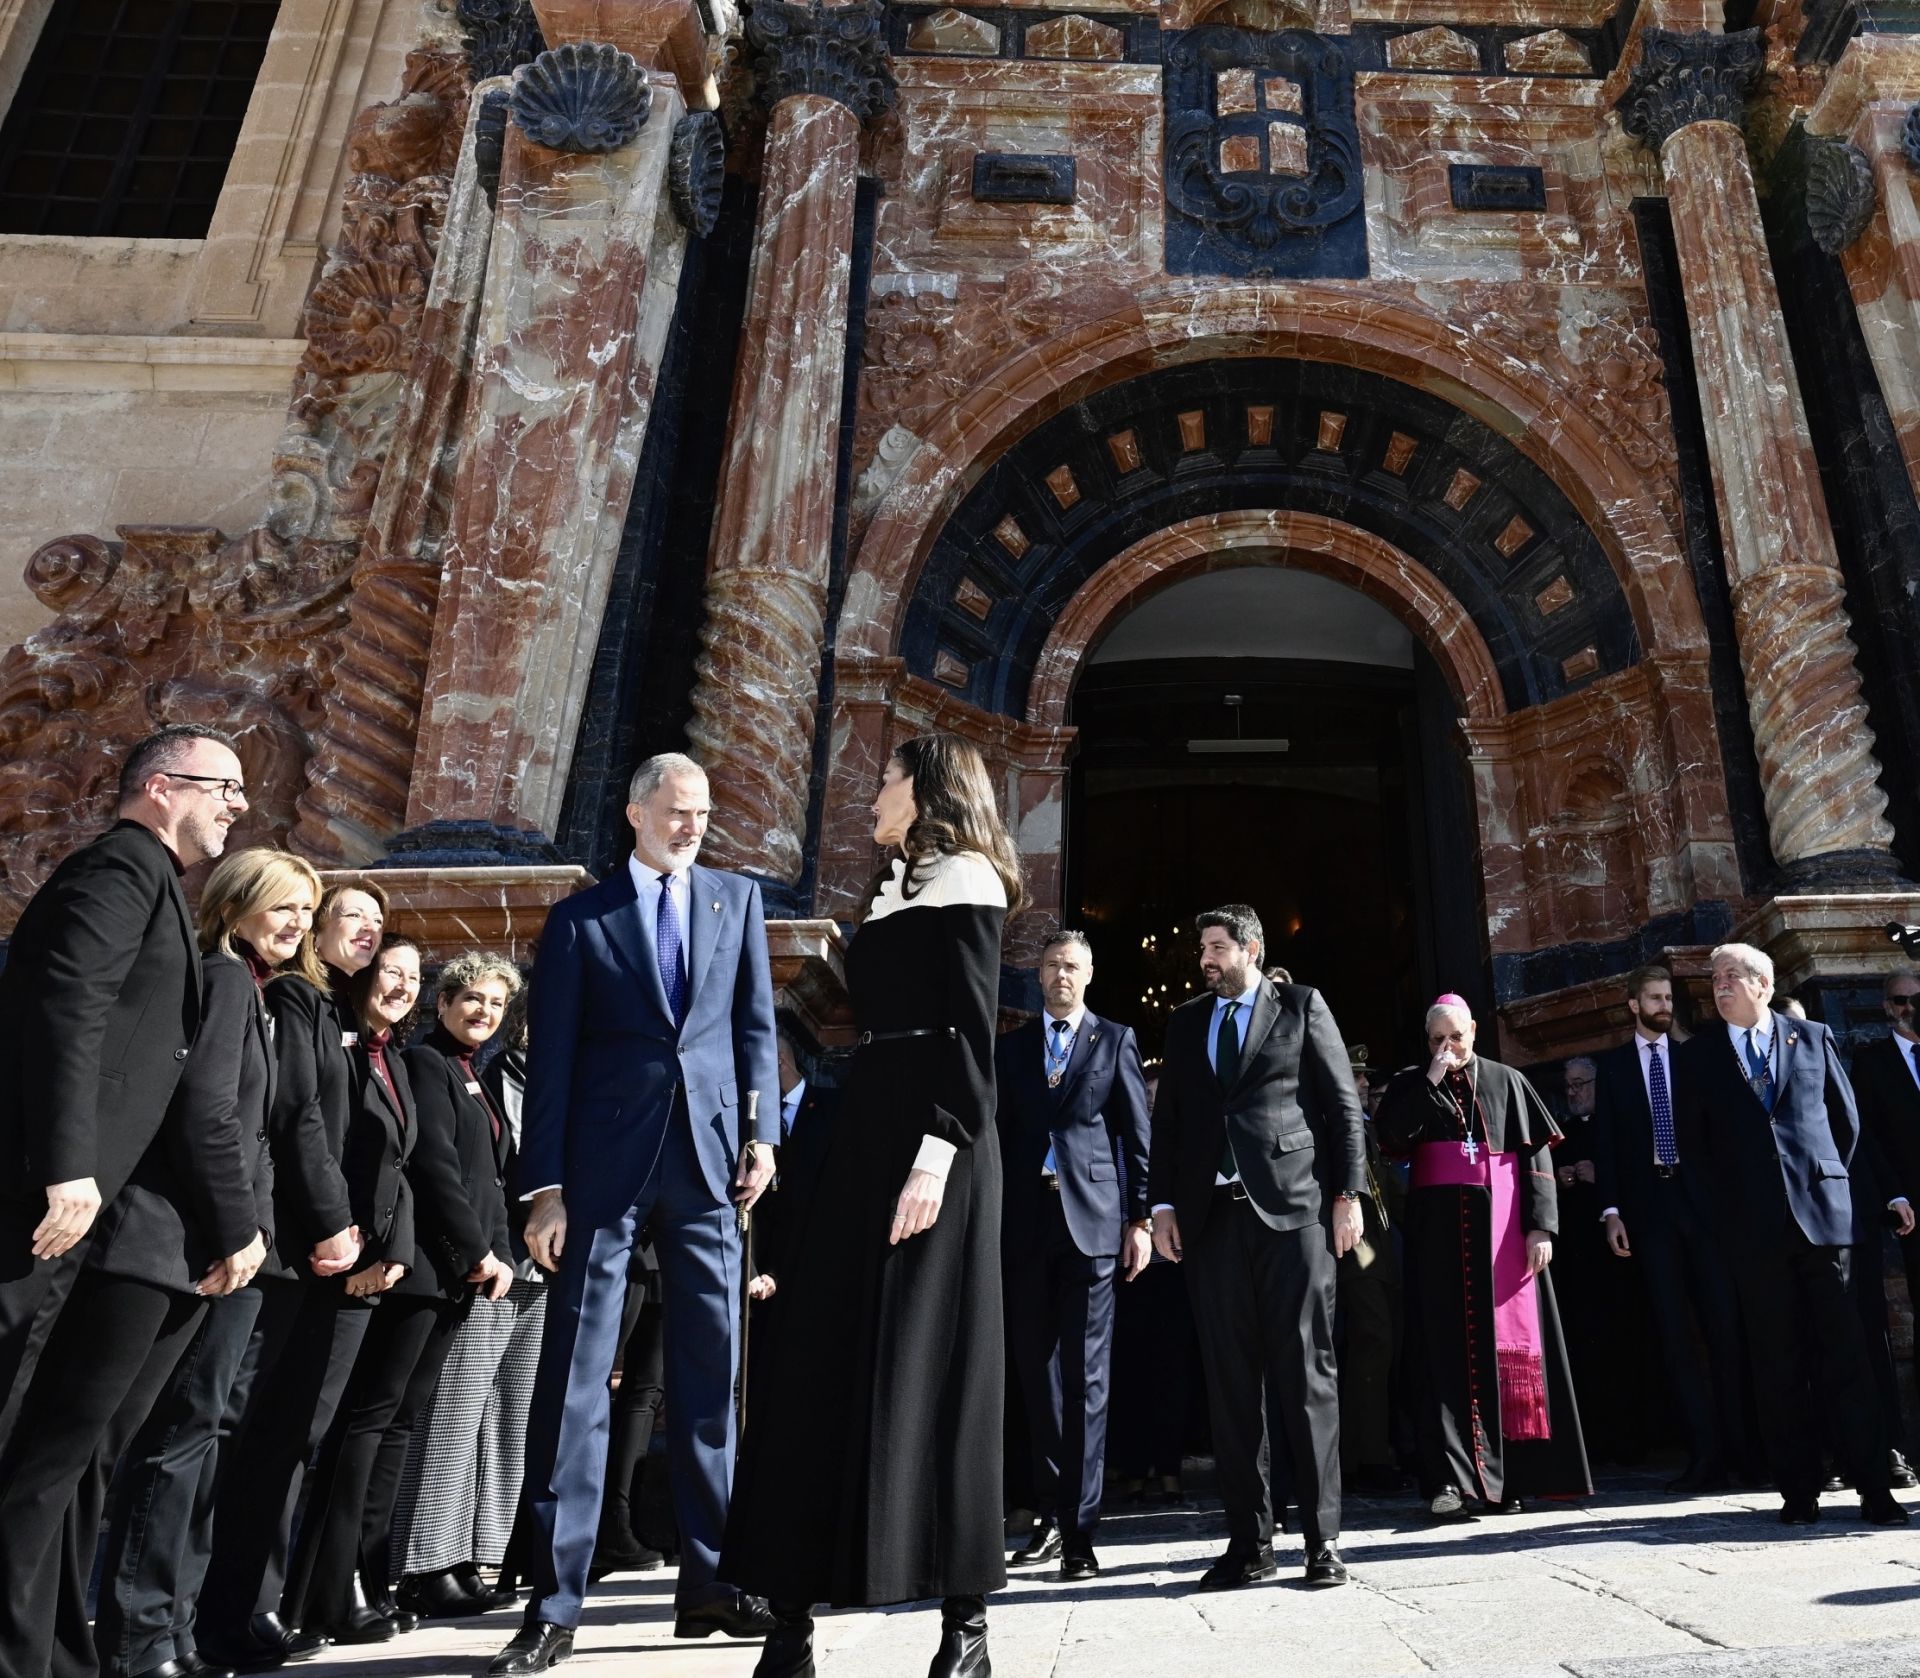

{"left": 1460, "top": 1133, "right": 1479, "bottom": 1165}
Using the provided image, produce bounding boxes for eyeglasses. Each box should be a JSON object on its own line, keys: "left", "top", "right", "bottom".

{"left": 1565, "top": 1077, "right": 1596, "bottom": 1090}
{"left": 1891, "top": 994, "right": 1920, "bottom": 1009}
{"left": 162, "top": 772, "right": 247, "bottom": 804}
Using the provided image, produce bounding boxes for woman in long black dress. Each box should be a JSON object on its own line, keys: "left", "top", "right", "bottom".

{"left": 725, "top": 731, "right": 1023, "bottom": 1678}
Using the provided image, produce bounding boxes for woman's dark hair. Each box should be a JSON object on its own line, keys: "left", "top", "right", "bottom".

{"left": 345, "top": 931, "right": 423, "bottom": 1036}
{"left": 870, "top": 732, "right": 1026, "bottom": 914}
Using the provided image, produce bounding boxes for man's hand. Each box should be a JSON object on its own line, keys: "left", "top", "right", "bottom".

{"left": 734, "top": 1141, "right": 776, "bottom": 1211}
{"left": 891, "top": 1168, "right": 944, "bottom": 1244}
{"left": 1426, "top": 1047, "right": 1463, "bottom": 1086}
{"left": 526, "top": 1189, "right": 566, "bottom": 1273}
{"left": 201, "top": 1233, "right": 268, "bottom": 1296}
{"left": 1121, "top": 1220, "right": 1153, "bottom": 1280}
{"left": 1332, "top": 1194, "right": 1365, "bottom": 1259}
{"left": 32, "top": 1177, "right": 101, "bottom": 1259}
{"left": 345, "top": 1261, "right": 405, "bottom": 1297}
{"left": 310, "top": 1225, "right": 362, "bottom": 1278}
{"left": 1892, "top": 1198, "right": 1917, "bottom": 1238}
{"left": 1524, "top": 1230, "right": 1553, "bottom": 1275}
{"left": 747, "top": 1273, "right": 777, "bottom": 1302}
{"left": 1603, "top": 1212, "right": 1631, "bottom": 1258}
{"left": 1151, "top": 1206, "right": 1183, "bottom": 1263}
{"left": 1574, "top": 1159, "right": 1596, "bottom": 1186}
{"left": 467, "top": 1252, "right": 515, "bottom": 1301}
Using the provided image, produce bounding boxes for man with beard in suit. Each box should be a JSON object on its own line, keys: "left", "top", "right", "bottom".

{"left": 1854, "top": 967, "right": 1920, "bottom": 1401}
{"left": 1675, "top": 942, "right": 1907, "bottom": 1528}
{"left": 1148, "top": 905, "right": 1364, "bottom": 1591}
{"left": 995, "top": 929, "right": 1150, "bottom": 1580}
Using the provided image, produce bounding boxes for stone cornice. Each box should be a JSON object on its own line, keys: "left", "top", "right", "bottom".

{"left": 1617, "top": 27, "right": 1765, "bottom": 150}
{"left": 746, "top": 0, "right": 895, "bottom": 122}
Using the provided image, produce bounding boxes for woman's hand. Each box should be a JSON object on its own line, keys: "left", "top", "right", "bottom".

{"left": 345, "top": 1261, "right": 405, "bottom": 1297}
{"left": 890, "top": 1168, "right": 945, "bottom": 1245}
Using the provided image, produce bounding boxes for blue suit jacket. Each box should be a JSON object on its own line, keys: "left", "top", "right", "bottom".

{"left": 1677, "top": 1012, "right": 1863, "bottom": 1249}
{"left": 521, "top": 861, "right": 779, "bottom": 1225}
{"left": 995, "top": 1011, "right": 1150, "bottom": 1260}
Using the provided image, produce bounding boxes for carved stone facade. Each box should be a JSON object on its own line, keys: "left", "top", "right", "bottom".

{"left": 3, "top": 0, "right": 1920, "bottom": 1058}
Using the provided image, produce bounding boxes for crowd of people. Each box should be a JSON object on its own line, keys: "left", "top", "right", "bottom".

{"left": 0, "top": 722, "right": 1916, "bottom": 1678}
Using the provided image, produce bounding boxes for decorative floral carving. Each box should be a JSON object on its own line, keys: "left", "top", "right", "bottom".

{"left": 747, "top": 0, "right": 896, "bottom": 122}
{"left": 302, "top": 261, "right": 431, "bottom": 378}
{"left": 1617, "top": 28, "right": 1764, "bottom": 152}
{"left": 511, "top": 41, "right": 653, "bottom": 154}
{"left": 669, "top": 110, "right": 726, "bottom": 236}
{"left": 1805, "top": 135, "right": 1876, "bottom": 255}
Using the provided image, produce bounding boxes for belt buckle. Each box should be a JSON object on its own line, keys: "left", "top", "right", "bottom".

{"left": 1043, "top": 1172, "right": 1061, "bottom": 1193}
{"left": 1227, "top": 1180, "right": 1249, "bottom": 1202}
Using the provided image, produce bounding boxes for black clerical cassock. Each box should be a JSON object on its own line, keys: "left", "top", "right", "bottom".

{"left": 1377, "top": 1056, "right": 1591, "bottom": 1506}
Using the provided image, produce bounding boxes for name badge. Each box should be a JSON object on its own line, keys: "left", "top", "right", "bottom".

{"left": 341, "top": 1030, "right": 359, "bottom": 1047}
{"left": 466, "top": 1080, "right": 484, "bottom": 1095}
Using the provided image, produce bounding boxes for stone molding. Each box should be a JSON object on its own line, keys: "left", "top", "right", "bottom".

{"left": 746, "top": 0, "right": 896, "bottom": 121}
{"left": 511, "top": 40, "right": 654, "bottom": 151}
{"left": 1617, "top": 27, "right": 1764, "bottom": 151}
{"left": 0, "top": 333, "right": 306, "bottom": 392}
{"left": 1806, "top": 134, "right": 1878, "bottom": 254}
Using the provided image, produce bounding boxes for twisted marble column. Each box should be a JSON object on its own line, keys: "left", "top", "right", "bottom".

{"left": 684, "top": 0, "right": 893, "bottom": 882}
{"left": 1621, "top": 30, "right": 1897, "bottom": 873}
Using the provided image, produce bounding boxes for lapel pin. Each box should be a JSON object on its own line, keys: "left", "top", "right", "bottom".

{"left": 1787, "top": 1032, "right": 1798, "bottom": 1047}
{"left": 712, "top": 901, "right": 721, "bottom": 912}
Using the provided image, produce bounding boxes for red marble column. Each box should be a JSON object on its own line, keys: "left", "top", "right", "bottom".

{"left": 684, "top": 0, "right": 894, "bottom": 883}
{"left": 1621, "top": 29, "right": 1898, "bottom": 874}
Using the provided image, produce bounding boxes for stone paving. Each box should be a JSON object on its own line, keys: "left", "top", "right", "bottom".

{"left": 310, "top": 1473, "right": 1920, "bottom": 1677}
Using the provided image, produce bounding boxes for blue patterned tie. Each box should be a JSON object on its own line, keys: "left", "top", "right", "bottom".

{"left": 657, "top": 874, "right": 686, "bottom": 1026}
{"left": 1647, "top": 1042, "right": 1677, "bottom": 1166}
{"left": 1744, "top": 1029, "right": 1771, "bottom": 1107}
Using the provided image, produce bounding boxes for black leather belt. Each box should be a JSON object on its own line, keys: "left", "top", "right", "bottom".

{"left": 1654, "top": 1163, "right": 1681, "bottom": 1179}
{"left": 855, "top": 1026, "right": 958, "bottom": 1047}
{"left": 1043, "top": 1172, "right": 1061, "bottom": 1193}
{"left": 1215, "top": 1181, "right": 1250, "bottom": 1202}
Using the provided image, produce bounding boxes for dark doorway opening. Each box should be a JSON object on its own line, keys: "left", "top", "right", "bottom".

{"left": 1061, "top": 571, "right": 1486, "bottom": 1071}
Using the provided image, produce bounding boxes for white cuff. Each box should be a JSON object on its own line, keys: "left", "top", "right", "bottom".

{"left": 912, "top": 1136, "right": 958, "bottom": 1180}
{"left": 520, "top": 1184, "right": 560, "bottom": 1202}
{"left": 1600, "top": 1206, "right": 1619, "bottom": 1221}
{"left": 1150, "top": 1202, "right": 1174, "bottom": 1215}
{"left": 1893, "top": 1198, "right": 1912, "bottom": 1212}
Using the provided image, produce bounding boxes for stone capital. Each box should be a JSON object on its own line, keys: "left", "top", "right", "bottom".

{"left": 1617, "top": 28, "right": 1765, "bottom": 151}
{"left": 746, "top": 0, "right": 895, "bottom": 123}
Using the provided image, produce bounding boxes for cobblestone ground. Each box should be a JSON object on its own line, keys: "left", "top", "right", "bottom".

{"left": 313, "top": 1473, "right": 1920, "bottom": 1677}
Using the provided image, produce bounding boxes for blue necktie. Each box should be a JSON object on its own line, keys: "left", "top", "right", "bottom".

{"left": 1744, "top": 1029, "right": 1771, "bottom": 1106}
{"left": 657, "top": 874, "right": 686, "bottom": 1026}
{"left": 1647, "top": 1042, "right": 1677, "bottom": 1166}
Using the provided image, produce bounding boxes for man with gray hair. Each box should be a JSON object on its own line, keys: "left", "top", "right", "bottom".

{"left": 492, "top": 751, "right": 782, "bottom": 1673}
{"left": 1675, "top": 943, "right": 1906, "bottom": 1527}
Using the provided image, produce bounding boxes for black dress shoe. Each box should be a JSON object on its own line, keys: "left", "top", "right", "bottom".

{"left": 455, "top": 1561, "right": 524, "bottom": 1611}
{"left": 674, "top": 1589, "right": 778, "bottom": 1639}
{"left": 1890, "top": 1451, "right": 1918, "bottom": 1490}
{"left": 178, "top": 1657, "right": 238, "bottom": 1678}
{"left": 251, "top": 1614, "right": 327, "bottom": 1664}
{"left": 754, "top": 1603, "right": 816, "bottom": 1678}
{"left": 1488, "top": 1495, "right": 1525, "bottom": 1515}
{"left": 1429, "top": 1485, "right": 1473, "bottom": 1521}
{"left": 1060, "top": 1545, "right": 1100, "bottom": 1581}
{"left": 398, "top": 1568, "right": 489, "bottom": 1619}
{"left": 1823, "top": 1473, "right": 1848, "bottom": 1494}
{"left": 132, "top": 1661, "right": 216, "bottom": 1678}
{"left": 320, "top": 1606, "right": 396, "bottom": 1645}
{"left": 928, "top": 1595, "right": 989, "bottom": 1678}
{"left": 1198, "top": 1545, "right": 1278, "bottom": 1590}
{"left": 487, "top": 1621, "right": 574, "bottom": 1674}
{"left": 1779, "top": 1496, "right": 1821, "bottom": 1526}
{"left": 590, "top": 1531, "right": 666, "bottom": 1580}
{"left": 1862, "top": 1491, "right": 1911, "bottom": 1526}
{"left": 1009, "top": 1522, "right": 1062, "bottom": 1566}
{"left": 1304, "top": 1543, "right": 1348, "bottom": 1587}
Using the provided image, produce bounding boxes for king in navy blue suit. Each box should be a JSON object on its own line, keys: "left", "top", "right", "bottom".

{"left": 995, "top": 930, "right": 1151, "bottom": 1577}
{"left": 490, "top": 755, "right": 780, "bottom": 1675}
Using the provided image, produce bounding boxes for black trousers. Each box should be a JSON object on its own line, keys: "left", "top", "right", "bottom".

{"left": 1850, "top": 1236, "right": 1908, "bottom": 1457}
{"left": 1634, "top": 1181, "right": 1747, "bottom": 1472}
{"left": 1005, "top": 1196, "right": 1117, "bottom": 1541}
{"left": 0, "top": 1201, "right": 84, "bottom": 1447}
{"left": 603, "top": 1272, "right": 666, "bottom": 1545}
{"left": 198, "top": 1278, "right": 372, "bottom": 1645}
{"left": 1184, "top": 1195, "right": 1340, "bottom": 1550}
{"left": 0, "top": 1268, "right": 205, "bottom": 1678}
{"left": 284, "top": 1292, "right": 461, "bottom": 1630}
{"left": 1729, "top": 1224, "right": 1887, "bottom": 1502}
{"left": 1108, "top": 1259, "right": 1196, "bottom": 1481}
{"left": 95, "top": 1286, "right": 264, "bottom": 1676}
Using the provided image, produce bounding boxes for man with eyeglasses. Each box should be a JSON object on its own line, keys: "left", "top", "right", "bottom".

{"left": 1852, "top": 967, "right": 1920, "bottom": 1401}
{"left": 0, "top": 723, "right": 245, "bottom": 1433}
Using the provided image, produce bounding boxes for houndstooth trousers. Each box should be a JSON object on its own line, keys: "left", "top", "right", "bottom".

{"left": 388, "top": 1278, "right": 548, "bottom": 1576}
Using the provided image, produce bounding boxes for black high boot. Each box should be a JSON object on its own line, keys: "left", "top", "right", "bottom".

{"left": 928, "top": 1595, "right": 989, "bottom": 1677}
{"left": 753, "top": 1601, "right": 816, "bottom": 1677}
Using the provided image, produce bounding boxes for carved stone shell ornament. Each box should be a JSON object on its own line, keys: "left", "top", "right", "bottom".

{"left": 511, "top": 41, "right": 652, "bottom": 154}
{"left": 1805, "top": 135, "right": 1876, "bottom": 256}
{"left": 1904, "top": 102, "right": 1920, "bottom": 173}
{"left": 301, "top": 259, "right": 430, "bottom": 378}
{"left": 668, "top": 110, "right": 725, "bottom": 236}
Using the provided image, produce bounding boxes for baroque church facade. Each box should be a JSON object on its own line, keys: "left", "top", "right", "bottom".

{"left": 0, "top": 0, "right": 1917, "bottom": 1065}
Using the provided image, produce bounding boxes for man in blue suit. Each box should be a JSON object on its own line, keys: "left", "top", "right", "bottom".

{"left": 1676, "top": 941, "right": 1908, "bottom": 1530}
{"left": 996, "top": 929, "right": 1151, "bottom": 1580}
{"left": 489, "top": 753, "right": 780, "bottom": 1674}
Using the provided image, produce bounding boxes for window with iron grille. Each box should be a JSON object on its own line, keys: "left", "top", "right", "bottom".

{"left": 0, "top": 0, "right": 281, "bottom": 238}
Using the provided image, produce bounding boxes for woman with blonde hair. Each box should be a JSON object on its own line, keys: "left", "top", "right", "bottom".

{"left": 725, "top": 732, "right": 1022, "bottom": 1678}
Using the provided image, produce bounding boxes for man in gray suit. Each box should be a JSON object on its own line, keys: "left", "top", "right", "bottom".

{"left": 1148, "top": 905, "right": 1365, "bottom": 1591}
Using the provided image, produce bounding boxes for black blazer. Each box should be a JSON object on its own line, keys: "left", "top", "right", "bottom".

{"left": 1676, "top": 1013, "right": 1863, "bottom": 1250}
{"left": 482, "top": 1046, "right": 540, "bottom": 1276}
{"left": 995, "top": 1012, "right": 1150, "bottom": 1260}
{"left": 1147, "top": 979, "right": 1366, "bottom": 1242}
{"left": 1589, "top": 1037, "right": 1704, "bottom": 1231}
{"left": 348, "top": 1030, "right": 418, "bottom": 1273}
{"left": 399, "top": 1028, "right": 510, "bottom": 1299}
{"left": 0, "top": 821, "right": 202, "bottom": 1217}
{"left": 755, "top": 1081, "right": 838, "bottom": 1284}
{"left": 1854, "top": 1034, "right": 1920, "bottom": 1205}
{"left": 88, "top": 949, "right": 274, "bottom": 1294}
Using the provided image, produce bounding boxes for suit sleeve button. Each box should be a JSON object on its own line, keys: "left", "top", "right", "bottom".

{"left": 174, "top": 1048, "right": 190, "bottom": 1061}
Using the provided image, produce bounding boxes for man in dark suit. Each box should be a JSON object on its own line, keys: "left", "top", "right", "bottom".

{"left": 489, "top": 753, "right": 780, "bottom": 1675}
{"left": 1148, "top": 904, "right": 1365, "bottom": 1589}
{"left": 995, "top": 929, "right": 1150, "bottom": 1580}
{"left": 1592, "top": 964, "right": 1748, "bottom": 1491}
{"left": 1675, "top": 942, "right": 1907, "bottom": 1527}
{"left": 1854, "top": 967, "right": 1920, "bottom": 1395}
{"left": 0, "top": 724, "right": 236, "bottom": 1426}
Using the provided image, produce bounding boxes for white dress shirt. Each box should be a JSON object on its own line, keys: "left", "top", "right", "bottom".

{"left": 781, "top": 1077, "right": 806, "bottom": 1140}
{"left": 1599, "top": 1031, "right": 1671, "bottom": 1222}
{"left": 627, "top": 853, "right": 690, "bottom": 987}
{"left": 1728, "top": 1013, "right": 1774, "bottom": 1067}
{"left": 1150, "top": 977, "right": 1262, "bottom": 1214}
